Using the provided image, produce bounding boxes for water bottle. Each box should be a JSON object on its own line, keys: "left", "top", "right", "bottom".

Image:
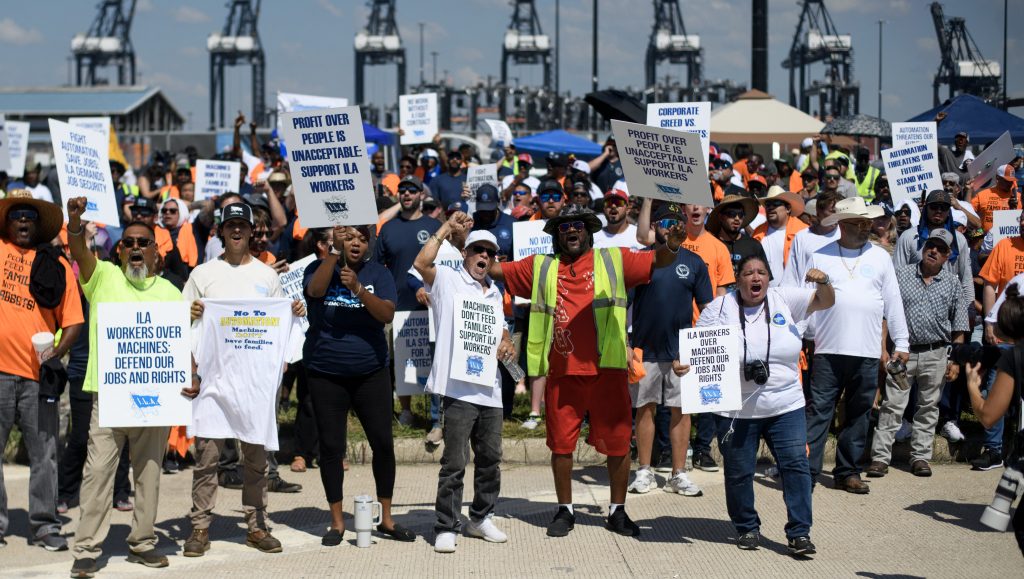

{"left": 353, "top": 495, "right": 382, "bottom": 548}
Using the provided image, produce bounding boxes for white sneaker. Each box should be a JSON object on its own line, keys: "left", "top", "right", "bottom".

{"left": 895, "top": 419, "right": 913, "bottom": 443}
{"left": 398, "top": 409, "right": 414, "bottom": 427}
{"left": 466, "top": 517, "right": 508, "bottom": 543}
{"left": 434, "top": 531, "right": 457, "bottom": 553}
{"left": 940, "top": 421, "right": 965, "bottom": 443}
{"left": 664, "top": 471, "right": 703, "bottom": 497}
{"left": 627, "top": 468, "right": 657, "bottom": 494}
{"left": 521, "top": 414, "right": 541, "bottom": 430}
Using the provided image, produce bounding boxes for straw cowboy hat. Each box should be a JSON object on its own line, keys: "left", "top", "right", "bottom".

{"left": 821, "top": 196, "right": 886, "bottom": 227}
{"left": 760, "top": 185, "right": 805, "bottom": 218}
{"left": 0, "top": 189, "right": 64, "bottom": 243}
{"left": 706, "top": 195, "right": 759, "bottom": 235}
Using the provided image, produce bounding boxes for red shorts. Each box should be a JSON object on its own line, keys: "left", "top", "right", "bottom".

{"left": 545, "top": 372, "right": 632, "bottom": 456}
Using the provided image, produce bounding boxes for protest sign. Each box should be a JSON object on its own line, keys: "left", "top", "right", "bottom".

{"left": 279, "top": 253, "right": 316, "bottom": 361}
{"left": 990, "top": 210, "right": 1021, "bottom": 245}
{"left": 279, "top": 106, "right": 377, "bottom": 228}
{"left": 646, "top": 101, "right": 711, "bottom": 158}
{"left": 512, "top": 219, "right": 551, "bottom": 261}
{"left": 968, "top": 131, "right": 1014, "bottom": 189}
{"left": 881, "top": 142, "right": 943, "bottom": 206}
{"left": 392, "top": 310, "right": 431, "bottom": 396}
{"left": 0, "top": 115, "right": 10, "bottom": 173}
{"left": 69, "top": 117, "right": 111, "bottom": 141}
{"left": 467, "top": 164, "right": 498, "bottom": 194}
{"left": 277, "top": 92, "right": 349, "bottom": 120}
{"left": 891, "top": 122, "right": 938, "bottom": 151}
{"left": 399, "top": 93, "right": 438, "bottom": 145}
{"left": 48, "top": 118, "right": 119, "bottom": 225}
{"left": 194, "top": 159, "right": 241, "bottom": 201}
{"left": 5, "top": 120, "right": 30, "bottom": 177}
{"left": 484, "top": 119, "right": 514, "bottom": 147}
{"left": 407, "top": 240, "right": 465, "bottom": 341}
{"left": 678, "top": 324, "right": 741, "bottom": 413}
{"left": 611, "top": 119, "right": 711, "bottom": 206}
{"left": 448, "top": 295, "right": 503, "bottom": 387}
{"left": 97, "top": 301, "right": 192, "bottom": 427}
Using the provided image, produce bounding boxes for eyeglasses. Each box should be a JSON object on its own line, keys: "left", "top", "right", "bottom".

{"left": 468, "top": 244, "right": 497, "bottom": 257}
{"left": 160, "top": 207, "right": 178, "bottom": 214}
{"left": 539, "top": 192, "right": 563, "bottom": 203}
{"left": 557, "top": 221, "right": 586, "bottom": 233}
{"left": 764, "top": 200, "right": 787, "bottom": 210}
{"left": 121, "top": 236, "right": 153, "bottom": 249}
{"left": 7, "top": 208, "right": 39, "bottom": 222}
{"left": 720, "top": 208, "right": 746, "bottom": 219}
{"left": 656, "top": 218, "right": 680, "bottom": 229}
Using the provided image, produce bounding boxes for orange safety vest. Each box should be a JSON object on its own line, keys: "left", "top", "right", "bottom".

{"left": 154, "top": 223, "right": 198, "bottom": 267}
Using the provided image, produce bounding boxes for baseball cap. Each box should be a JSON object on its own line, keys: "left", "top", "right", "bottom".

{"left": 604, "top": 188, "right": 628, "bottom": 202}
{"left": 748, "top": 174, "right": 768, "bottom": 187}
{"left": 925, "top": 189, "right": 952, "bottom": 205}
{"left": 517, "top": 153, "right": 533, "bottom": 165}
{"left": 398, "top": 175, "right": 423, "bottom": 190}
{"left": 220, "top": 202, "right": 254, "bottom": 226}
{"left": 475, "top": 184, "right": 500, "bottom": 210}
{"left": 174, "top": 155, "right": 191, "bottom": 170}
{"left": 708, "top": 144, "right": 720, "bottom": 160}
{"left": 538, "top": 179, "right": 564, "bottom": 195}
{"left": 465, "top": 230, "right": 499, "bottom": 252}
{"left": 571, "top": 159, "right": 591, "bottom": 174}
{"left": 546, "top": 152, "right": 568, "bottom": 167}
{"left": 268, "top": 171, "right": 290, "bottom": 185}
{"left": 801, "top": 137, "right": 814, "bottom": 148}
{"left": 131, "top": 197, "right": 156, "bottom": 215}
{"left": 654, "top": 202, "right": 684, "bottom": 221}
{"left": 997, "top": 164, "right": 1015, "bottom": 181}
{"left": 925, "top": 228, "right": 953, "bottom": 249}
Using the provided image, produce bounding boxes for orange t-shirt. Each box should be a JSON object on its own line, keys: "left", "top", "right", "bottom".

{"left": 979, "top": 237, "right": 1024, "bottom": 295}
{"left": 0, "top": 240, "right": 84, "bottom": 381}
{"left": 734, "top": 158, "right": 750, "bottom": 186}
{"left": 256, "top": 250, "right": 277, "bottom": 265}
{"left": 788, "top": 171, "right": 803, "bottom": 194}
{"left": 974, "top": 187, "right": 1016, "bottom": 232}
{"left": 501, "top": 249, "right": 655, "bottom": 377}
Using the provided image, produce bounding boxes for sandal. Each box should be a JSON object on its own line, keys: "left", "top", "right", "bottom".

{"left": 377, "top": 523, "right": 416, "bottom": 542}
{"left": 322, "top": 528, "right": 344, "bottom": 547}
{"left": 290, "top": 456, "right": 307, "bottom": 473}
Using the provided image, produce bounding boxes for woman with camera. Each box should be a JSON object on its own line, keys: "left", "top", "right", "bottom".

{"left": 676, "top": 255, "right": 834, "bottom": 556}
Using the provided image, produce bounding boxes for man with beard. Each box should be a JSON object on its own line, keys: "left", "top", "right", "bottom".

{"left": 491, "top": 205, "right": 686, "bottom": 538}
{"left": 66, "top": 197, "right": 182, "bottom": 577}
{"left": 706, "top": 195, "right": 766, "bottom": 282}
{"left": 593, "top": 188, "right": 643, "bottom": 250}
{"left": 0, "top": 191, "right": 83, "bottom": 552}
{"left": 431, "top": 151, "right": 470, "bottom": 212}
{"left": 470, "top": 185, "right": 514, "bottom": 258}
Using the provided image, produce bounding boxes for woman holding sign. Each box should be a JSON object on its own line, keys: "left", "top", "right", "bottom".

{"left": 303, "top": 224, "right": 416, "bottom": 546}
{"left": 679, "top": 255, "right": 834, "bottom": 557}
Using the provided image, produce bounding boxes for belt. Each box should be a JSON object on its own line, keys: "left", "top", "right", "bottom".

{"left": 908, "top": 341, "right": 948, "bottom": 353}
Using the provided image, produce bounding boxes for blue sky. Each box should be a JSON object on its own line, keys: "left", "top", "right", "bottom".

{"left": 0, "top": 0, "right": 1019, "bottom": 129}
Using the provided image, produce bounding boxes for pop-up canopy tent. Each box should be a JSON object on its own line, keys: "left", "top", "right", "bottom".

{"left": 513, "top": 130, "right": 603, "bottom": 160}
{"left": 907, "top": 94, "right": 1024, "bottom": 145}
{"left": 710, "top": 90, "right": 825, "bottom": 144}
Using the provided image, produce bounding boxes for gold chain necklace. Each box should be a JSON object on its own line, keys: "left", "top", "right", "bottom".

{"left": 838, "top": 245, "right": 864, "bottom": 279}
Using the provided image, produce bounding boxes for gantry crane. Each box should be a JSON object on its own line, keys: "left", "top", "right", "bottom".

{"left": 645, "top": 0, "right": 702, "bottom": 101}
{"left": 500, "top": 0, "right": 552, "bottom": 118}
{"left": 70, "top": 0, "right": 137, "bottom": 86}
{"left": 782, "top": 0, "right": 859, "bottom": 117}
{"left": 930, "top": 2, "right": 1001, "bottom": 105}
{"left": 208, "top": 0, "right": 266, "bottom": 129}
{"left": 354, "top": 0, "right": 406, "bottom": 107}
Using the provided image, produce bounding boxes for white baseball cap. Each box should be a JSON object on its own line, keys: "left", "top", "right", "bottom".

{"left": 465, "top": 230, "right": 499, "bottom": 251}
{"left": 571, "top": 159, "right": 591, "bottom": 174}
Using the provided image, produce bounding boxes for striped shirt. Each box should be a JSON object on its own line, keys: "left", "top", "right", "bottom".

{"left": 894, "top": 264, "right": 969, "bottom": 345}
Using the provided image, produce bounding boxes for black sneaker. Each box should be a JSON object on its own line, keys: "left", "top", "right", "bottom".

{"left": 653, "top": 453, "right": 673, "bottom": 474}
{"left": 126, "top": 549, "right": 168, "bottom": 568}
{"left": 162, "top": 456, "right": 179, "bottom": 475}
{"left": 605, "top": 508, "right": 641, "bottom": 537}
{"left": 693, "top": 451, "right": 720, "bottom": 472}
{"left": 268, "top": 477, "right": 303, "bottom": 493}
{"left": 70, "top": 557, "right": 98, "bottom": 578}
{"left": 787, "top": 536, "right": 816, "bottom": 556}
{"left": 31, "top": 533, "right": 68, "bottom": 551}
{"left": 0, "top": 534, "right": 7, "bottom": 548}
{"left": 970, "top": 448, "right": 1004, "bottom": 471}
{"left": 218, "top": 470, "right": 244, "bottom": 490}
{"left": 737, "top": 530, "right": 760, "bottom": 550}
{"left": 546, "top": 507, "right": 575, "bottom": 537}
{"left": 322, "top": 528, "right": 344, "bottom": 547}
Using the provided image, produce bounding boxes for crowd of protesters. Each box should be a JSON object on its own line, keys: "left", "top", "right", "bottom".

{"left": 1, "top": 107, "right": 1023, "bottom": 575}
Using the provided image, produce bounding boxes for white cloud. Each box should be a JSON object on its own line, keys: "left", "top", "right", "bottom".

{"left": 136, "top": 0, "right": 155, "bottom": 12}
{"left": 317, "top": 0, "right": 343, "bottom": 18}
{"left": 0, "top": 17, "right": 42, "bottom": 45}
{"left": 173, "top": 6, "right": 209, "bottom": 24}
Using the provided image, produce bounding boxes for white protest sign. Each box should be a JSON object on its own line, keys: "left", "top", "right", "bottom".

{"left": 990, "top": 210, "right": 1021, "bottom": 245}
{"left": 69, "top": 116, "right": 111, "bottom": 142}
{"left": 678, "top": 324, "right": 742, "bottom": 413}
{"left": 611, "top": 119, "right": 711, "bottom": 206}
{"left": 466, "top": 164, "right": 498, "bottom": 194}
{"left": 392, "top": 310, "right": 432, "bottom": 396}
{"left": 484, "top": 119, "right": 514, "bottom": 147}
{"left": 881, "top": 142, "right": 943, "bottom": 206}
{"left": 279, "top": 253, "right": 316, "bottom": 362}
{"left": 0, "top": 115, "right": 10, "bottom": 173}
{"left": 97, "top": 301, "right": 192, "bottom": 427}
{"left": 448, "top": 295, "right": 503, "bottom": 387}
{"left": 891, "top": 122, "right": 938, "bottom": 151}
{"left": 646, "top": 102, "right": 711, "bottom": 158}
{"left": 277, "top": 92, "right": 349, "bottom": 124}
{"left": 5, "top": 120, "right": 30, "bottom": 177}
{"left": 194, "top": 159, "right": 241, "bottom": 201}
{"left": 280, "top": 106, "right": 377, "bottom": 228}
{"left": 399, "top": 93, "right": 438, "bottom": 145}
{"left": 48, "top": 118, "right": 119, "bottom": 225}
{"left": 968, "top": 131, "right": 1014, "bottom": 190}
{"left": 512, "top": 219, "right": 551, "bottom": 261}
{"left": 411, "top": 241, "right": 465, "bottom": 342}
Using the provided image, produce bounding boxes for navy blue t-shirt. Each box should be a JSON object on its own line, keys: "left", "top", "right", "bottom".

{"left": 631, "top": 248, "right": 713, "bottom": 362}
{"left": 431, "top": 171, "right": 468, "bottom": 212}
{"left": 303, "top": 260, "right": 397, "bottom": 376}
{"left": 472, "top": 211, "right": 515, "bottom": 259}
{"left": 375, "top": 214, "right": 441, "bottom": 310}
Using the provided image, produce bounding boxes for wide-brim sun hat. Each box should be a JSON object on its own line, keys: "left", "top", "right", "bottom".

{"left": 760, "top": 185, "right": 805, "bottom": 218}
{"left": 821, "top": 196, "right": 886, "bottom": 227}
{"left": 0, "top": 189, "right": 64, "bottom": 243}
{"left": 706, "top": 195, "right": 759, "bottom": 234}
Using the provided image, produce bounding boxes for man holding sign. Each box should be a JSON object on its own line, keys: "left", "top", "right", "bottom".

{"left": 66, "top": 197, "right": 183, "bottom": 576}
{"left": 414, "top": 214, "right": 514, "bottom": 553}
{"left": 490, "top": 204, "right": 687, "bottom": 538}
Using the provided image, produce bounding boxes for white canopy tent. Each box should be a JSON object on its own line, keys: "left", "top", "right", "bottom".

{"left": 711, "top": 90, "right": 825, "bottom": 145}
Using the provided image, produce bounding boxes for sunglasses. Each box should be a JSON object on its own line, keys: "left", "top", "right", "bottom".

{"left": 252, "top": 230, "right": 271, "bottom": 239}
{"left": 7, "top": 208, "right": 39, "bottom": 221}
{"left": 557, "top": 221, "right": 586, "bottom": 233}
{"left": 895, "top": 209, "right": 911, "bottom": 216}
{"left": 160, "top": 207, "right": 178, "bottom": 214}
{"left": 604, "top": 199, "right": 626, "bottom": 208}
{"left": 469, "top": 244, "right": 497, "bottom": 257}
{"left": 539, "top": 192, "right": 563, "bottom": 203}
{"left": 927, "top": 203, "right": 951, "bottom": 212}
{"left": 824, "top": 175, "right": 841, "bottom": 181}
{"left": 656, "top": 218, "right": 680, "bottom": 229}
{"left": 764, "top": 200, "right": 787, "bottom": 210}
{"left": 513, "top": 189, "right": 531, "bottom": 196}
{"left": 720, "top": 208, "right": 746, "bottom": 219}
{"left": 398, "top": 186, "right": 420, "bottom": 194}
{"left": 121, "top": 236, "right": 154, "bottom": 249}
{"left": 802, "top": 175, "right": 817, "bottom": 182}
{"left": 924, "top": 242, "right": 951, "bottom": 254}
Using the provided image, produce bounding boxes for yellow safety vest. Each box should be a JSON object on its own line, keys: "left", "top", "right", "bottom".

{"left": 856, "top": 166, "right": 880, "bottom": 202}
{"left": 526, "top": 247, "right": 628, "bottom": 377}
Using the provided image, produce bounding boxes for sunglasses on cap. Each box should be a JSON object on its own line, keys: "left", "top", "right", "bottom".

{"left": 539, "top": 192, "right": 563, "bottom": 203}
{"left": 468, "top": 244, "right": 497, "bottom": 258}
{"left": 7, "top": 208, "right": 39, "bottom": 221}
{"left": 656, "top": 218, "right": 680, "bottom": 229}
{"left": 557, "top": 221, "right": 586, "bottom": 233}
{"left": 764, "top": 200, "right": 787, "bottom": 210}
{"left": 121, "top": 236, "right": 154, "bottom": 249}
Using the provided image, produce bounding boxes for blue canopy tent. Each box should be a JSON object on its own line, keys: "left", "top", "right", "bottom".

{"left": 513, "top": 130, "right": 602, "bottom": 161}
{"left": 907, "top": 94, "right": 1024, "bottom": 145}
{"left": 362, "top": 122, "right": 395, "bottom": 145}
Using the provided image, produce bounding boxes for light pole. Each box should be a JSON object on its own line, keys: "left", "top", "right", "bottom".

{"left": 1003, "top": 0, "right": 1008, "bottom": 110}
{"left": 431, "top": 51, "right": 438, "bottom": 84}
{"left": 419, "top": 22, "right": 425, "bottom": 86}
{"left": 877, "top": 20, "right": 884, "bottom": 118}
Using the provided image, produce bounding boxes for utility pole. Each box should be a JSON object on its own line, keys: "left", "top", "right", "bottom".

{"left": 878, "top": 20, "right": 883, "bottom": 117}
{"left": 432, "top": 51, "right": 438, "bottom": 84}
{"left": 419, "top": 22, "right": 425, "bottom": 86}
{"left": 591, "top": 0, "right": 598, "bottom": 133}
{"left": 1003, "top": 0, "right": 1009, "bottom": 110}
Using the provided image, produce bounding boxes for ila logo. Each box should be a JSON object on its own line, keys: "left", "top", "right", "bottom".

{"left": 417, "top": 230, "right": 430, "bottom": 244}
{"left": 675, "top": 264, "right": 690, "bottom": 279}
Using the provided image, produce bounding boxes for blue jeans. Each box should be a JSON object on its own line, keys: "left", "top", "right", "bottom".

{"left": 981, "top": 344, "right": 1010, "bottom": 453}
{"left": 654, "top": 404, "right": 671, "bottom": 457}
{"left": 807, "top": 354, "right": 878, "bottom": 480}
{"left": 691, "top": 413, "right": 716, "bottom": 455}
{"left": 715, "top": 408, "right": 813, "bottom": 539}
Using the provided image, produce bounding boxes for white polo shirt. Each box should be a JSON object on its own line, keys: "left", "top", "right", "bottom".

{"left": 425, "top": 264, "right": 504, "bottom": 407}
